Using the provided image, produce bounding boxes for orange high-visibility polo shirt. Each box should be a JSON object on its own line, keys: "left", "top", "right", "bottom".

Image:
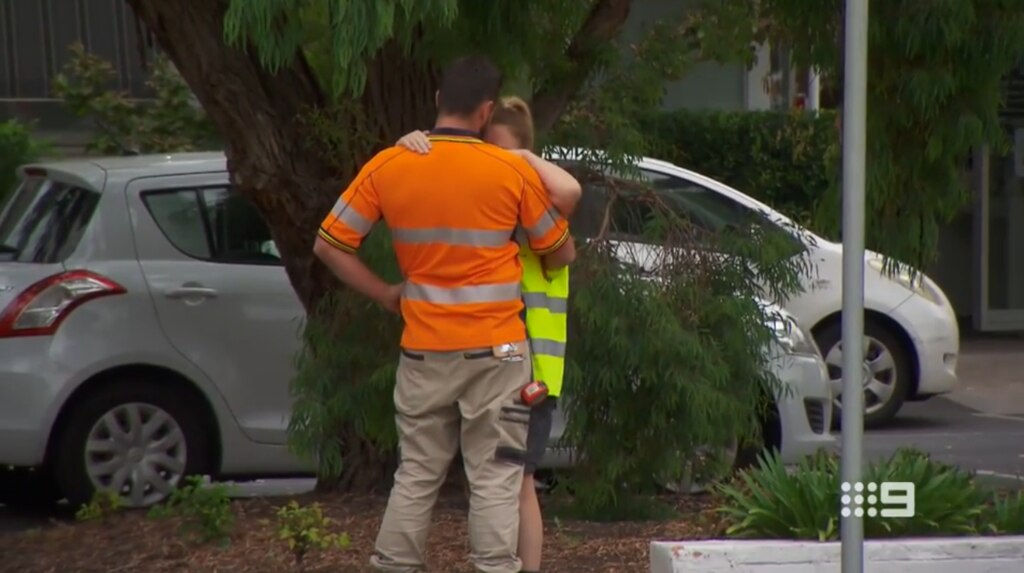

{"left": 318, "top": 129, "right": 571, "bottom": 351}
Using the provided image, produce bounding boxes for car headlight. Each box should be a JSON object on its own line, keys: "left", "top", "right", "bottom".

{"left": 769, "top": 314, "right": 819, "bottom": 356}
{"left": 866, "top": 258, "right": 942, "bottom": 305}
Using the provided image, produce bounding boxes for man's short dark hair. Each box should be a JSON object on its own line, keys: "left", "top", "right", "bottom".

{"left": 437, "top": 55, "right": 503, "bottom": 117}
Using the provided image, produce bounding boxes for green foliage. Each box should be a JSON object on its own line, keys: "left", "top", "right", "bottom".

{"left": 275, "top": 500, "right": 351, "bottom": 567}
{"left": 863, "top": 449, "right": 984, "bottom": 537}
{"left": 644, "top": 109, "right": 839, "bottom": 230}
{"left": 716, "top": 448, "right": 1010, "bottom": 540}
{"left": 226, "top": 0, "right": 586, "bottom": 99}
{"left": 717, "top": 448, "right": 840, "bottom": 541}
{"left": 759, "top": 0, "right": 1024, "bottom": 272}
{"left": 52, "top": 43, "right": 218, "bottom": 155}
{"left": 983, "top": 491, "right": 1024, "bottom": 534}
{"left": 556, "top": 169, "right": 809, "bottom": 514}
{"left": 288, "top": 225, "right": 403, "bottom": 483}
{"left": 74, "top": 489, "right": 123, "bottom": 522}
{"left": 147, "top": 476, "right": 236, "bottom": 544}
{"left": 0, "top": 120, "right": 49, "bottom": 205}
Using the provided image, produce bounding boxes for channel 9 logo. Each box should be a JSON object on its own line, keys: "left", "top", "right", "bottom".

{"left": 840, "top": 481, "right": 915, "bottom": 518}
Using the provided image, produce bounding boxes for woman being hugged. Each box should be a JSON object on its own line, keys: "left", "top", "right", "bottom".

{"left": 397, "top": 96, "right": 581, "bottom": 573}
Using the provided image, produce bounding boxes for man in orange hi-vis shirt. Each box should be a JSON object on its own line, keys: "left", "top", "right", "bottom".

{"left": 313, "top": 55, "right": 575, "bottom": 573}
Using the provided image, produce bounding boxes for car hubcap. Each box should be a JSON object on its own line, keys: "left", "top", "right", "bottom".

{"left": 825, "top": 336, "right": 897, "bottom": 416}
{"left": 84, "top": 403, "right": 187, "bottom": 508}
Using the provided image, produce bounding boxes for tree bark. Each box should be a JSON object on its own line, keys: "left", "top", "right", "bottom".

{"left": 530, "top": 0, "right": 635, "bottom": 133}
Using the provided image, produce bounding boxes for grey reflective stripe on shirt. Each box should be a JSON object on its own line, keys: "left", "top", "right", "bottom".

{"left": 391, "top": 227, "right": 514, "bottom": 247}
{"left": 530, "top": 338, "right": 566, "bottom": 357}
{"left": 522, "top": 292, "right": 568, "bottom": 314}
{"left": 329, "top": 197, "right": 374, "bottom": 235}
{"left": 524, "top": 206, "right": 562, "bottom": 240}
{"left": 404, "top": 281, "right": 522, "bottom": 304}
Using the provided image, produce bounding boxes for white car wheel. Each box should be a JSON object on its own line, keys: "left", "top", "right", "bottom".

{"left": 53, "top": 378, "right": 212, "bottom": 509}
{"left": 816, "top": 321, "right": 912, "bottom": 428}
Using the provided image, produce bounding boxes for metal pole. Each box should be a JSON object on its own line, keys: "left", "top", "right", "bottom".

{"left": 840, "top": 0, "right": 869, "bottom": 572}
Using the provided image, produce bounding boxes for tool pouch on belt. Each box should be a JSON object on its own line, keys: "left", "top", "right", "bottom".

{"left": 492, "top": 341, "right": 531, "bottom": 464}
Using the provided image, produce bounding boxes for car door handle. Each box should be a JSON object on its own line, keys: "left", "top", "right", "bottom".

{"left": 164, "top": 286, "right": 218, "bottom": 299}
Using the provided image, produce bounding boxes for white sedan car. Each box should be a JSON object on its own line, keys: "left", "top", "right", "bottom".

{"left": 0, "top": 153, "right": 832, "bottom": 508}
{"left": 548, "top": 150, "right": 959, "bottom": 427}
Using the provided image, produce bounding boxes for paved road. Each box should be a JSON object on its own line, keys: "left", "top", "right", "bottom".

{"left": 3, "top": 397, "right": 1023, "bottom": 536}
{"left": 863, "top": 396, "right": 1024, "bottom": 479}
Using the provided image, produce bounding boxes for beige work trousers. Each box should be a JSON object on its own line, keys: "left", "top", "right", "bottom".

{"left": 370, "top": 343, "right": 532, "bottom": 573}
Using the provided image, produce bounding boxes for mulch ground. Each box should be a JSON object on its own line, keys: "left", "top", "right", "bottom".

{"left": 0, "top": 491, "right": 722, "bottom": 573}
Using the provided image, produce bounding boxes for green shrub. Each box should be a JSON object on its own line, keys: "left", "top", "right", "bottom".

{"left": 717, "top": 449, "right": 840, "bottom": 540}
{"left": 52, "top": 43, "right": 218, "bottom": 155}
{"left": 288, "top": 225, "right": 404, "bottom": 491}
{"left": 74, "top": 489, "right": 123, "bottom": 522}
{"left": 643, "top": 109, "right": 838, "bottom": 231}
{"left": 862, "top": 448, "right": 984, "bottom": 537}
{"left": 275, "top": 500, "right": 350, "bottom": 566}
{"left": 716, "top": 448, "right": 998, "bottom": 540}
{"left": 983, "top": 491, "right": 1024, "bottom": 534}
{"left": 0, "top": 120, "right": 48, "bottom": 205}
{"left": 148, "top": 475, "right": 236, "bottom": 544}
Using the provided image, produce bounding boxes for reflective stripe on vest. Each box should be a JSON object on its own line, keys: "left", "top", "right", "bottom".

{"left": 519, "top": 233, "right": 569, "bottom": 397}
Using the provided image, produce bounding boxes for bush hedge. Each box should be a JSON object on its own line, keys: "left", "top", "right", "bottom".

{"left": 0, "top": 120, "right": 48, "bottom": 205}
{"left": 643, "top": 109, "right": 839, "bottom": 230}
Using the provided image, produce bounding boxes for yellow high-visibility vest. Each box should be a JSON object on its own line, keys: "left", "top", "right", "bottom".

{"left": 517, "top": 230, "right": 569, "bottom": 397}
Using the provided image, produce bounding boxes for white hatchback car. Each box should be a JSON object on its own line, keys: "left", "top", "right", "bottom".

{"left": 549, "top": 151, "right": 960, "bottom": 427}
{"left": 0, "top": 153, "right": 832, "bottom": 508}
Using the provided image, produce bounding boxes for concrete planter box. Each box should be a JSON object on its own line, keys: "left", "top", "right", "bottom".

{"left": 650, "top": 537, "right": 1024, "bottom": 572}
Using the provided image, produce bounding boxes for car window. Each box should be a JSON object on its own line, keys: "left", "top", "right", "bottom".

{"left": 143, "top": 187, "right": 280, "bottom": 265}
{"left": 639, "top": 170, "right": 759, "bottom": 232}
{"left": 144, "top": 190, "right": 212, "bottom": 259}
{"left": 201, "top": 188, "right": 281, "bottom": 264}
{"left": 641, "top": 170, "right": 807, "bottom": 256}
{"left": 561, "top": 163, "right": 804, "bottom": 254}
{"left": 0, "top": 177, "right": 101, "bottom": 263}
{"left": 564, "top": 167, "right": 676, "bottom": 243}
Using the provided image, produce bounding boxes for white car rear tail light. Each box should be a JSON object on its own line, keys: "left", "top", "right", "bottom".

{"left": 0, "top": 270, "right": 126, "bottom": 338}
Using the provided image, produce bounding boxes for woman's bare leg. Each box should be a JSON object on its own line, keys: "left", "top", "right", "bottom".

{"left": 518, "top": 473, "right": 544, "bottom": 571}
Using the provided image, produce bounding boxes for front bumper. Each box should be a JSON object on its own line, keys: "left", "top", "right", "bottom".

{"left": 890, "top": 294, "right": 960, "bottom": 397}
{"left": 773, "top": 352, "right": 836, "bottom": 463}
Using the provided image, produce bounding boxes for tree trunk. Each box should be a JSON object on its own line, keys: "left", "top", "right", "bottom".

{"left": 126, "top": 0, "right": 438, "bottom": 493}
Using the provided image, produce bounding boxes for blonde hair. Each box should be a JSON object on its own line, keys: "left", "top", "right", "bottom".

{"left": 490, "top": 96, "right": 535, "bottom": 150}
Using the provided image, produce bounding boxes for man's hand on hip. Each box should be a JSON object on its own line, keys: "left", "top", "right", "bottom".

{"left": 314, "top": 236, "right": 400, "bottom": 311}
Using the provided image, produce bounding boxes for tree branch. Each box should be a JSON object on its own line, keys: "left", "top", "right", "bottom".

{"left": 530, "top": 0, "right": 634, "bottom": 133}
